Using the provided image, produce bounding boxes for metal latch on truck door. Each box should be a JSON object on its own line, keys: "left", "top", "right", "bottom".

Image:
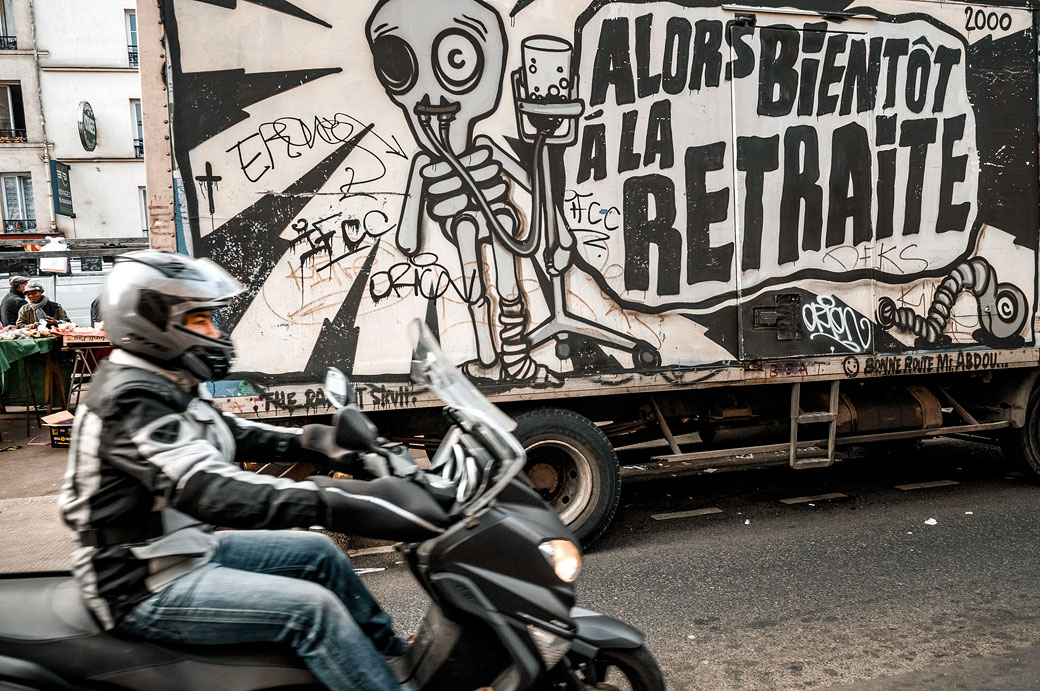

{"left": 753, "top": 294, "right": 804, "bottom": 341}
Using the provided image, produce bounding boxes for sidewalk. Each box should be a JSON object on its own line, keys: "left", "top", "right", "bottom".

{"left": 0, "top": 414, "right": 75, "bottom": 572}
{"left": 0, "top": 413, "right": 391, "bottom": 573}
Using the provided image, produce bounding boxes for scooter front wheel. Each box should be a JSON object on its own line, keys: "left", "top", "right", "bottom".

{"left": 585, "top": 645, "right": 666, "bottom": 691}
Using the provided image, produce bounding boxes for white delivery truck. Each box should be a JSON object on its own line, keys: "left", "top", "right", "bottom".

{"left": 141, "top": 0, "right": 1040, "bottom": 545}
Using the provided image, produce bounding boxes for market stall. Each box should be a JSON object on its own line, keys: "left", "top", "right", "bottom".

{"left": 52, "top": 325, "right": 111, "bottom": 410}
{"left": 0, "top": 327, "right": 74, "bottom": 434}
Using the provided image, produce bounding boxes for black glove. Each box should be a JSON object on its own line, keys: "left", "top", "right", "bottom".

{"left": 300, "top": 424, "right": 363, "bottom": 474}
{"left": 313, "top": 475, "right": 448, "bottom": 542}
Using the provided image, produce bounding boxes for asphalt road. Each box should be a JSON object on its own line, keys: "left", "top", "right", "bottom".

{"left": 357, "top": 438, "right": 1040, "bottom": 690}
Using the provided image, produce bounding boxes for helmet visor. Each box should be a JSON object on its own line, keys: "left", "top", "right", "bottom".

{"left": 111, "top": 252, "right": 244, "bottom": 305}
{"left": 167, "top": 259, "right": 244, "bottom": 330}
{"left": 173, "top": 258, "right": 245, "bottom": 312}
{"left": 191, "top": 258, "right": 244, "bottom": 298}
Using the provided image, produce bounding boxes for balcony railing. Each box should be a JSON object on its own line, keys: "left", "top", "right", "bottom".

{"left": 0, "top": 36, "right": 15, "bottom": 50}
{"left": 128, "top": 44, "right": 138, "bottom": 67}
{"left": 0, "top": 129, "right": 27, "bottom": 143}
{"left": 133, "top": 137, "right": 144, "bottom": 158}
{"left": 3, "top": 219, "right": 37, "bottom": 233}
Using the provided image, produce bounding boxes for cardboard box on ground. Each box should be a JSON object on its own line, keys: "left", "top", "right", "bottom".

{"left": 41, "top": 410, "right": 74, "bottom": 448}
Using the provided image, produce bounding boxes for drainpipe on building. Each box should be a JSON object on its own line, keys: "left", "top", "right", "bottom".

{"left": 27, "top": 0, "right": 57, "bottom": 234}
{"left": 138, "top": 0, "right": 177, "bottom": 251}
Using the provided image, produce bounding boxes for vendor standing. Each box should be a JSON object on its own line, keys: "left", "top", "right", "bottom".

{"left": 15, "top": 281, "right": 69, "bottom": 328}
{"left": 1, "top": 275, "right": 29, "bottom": 326}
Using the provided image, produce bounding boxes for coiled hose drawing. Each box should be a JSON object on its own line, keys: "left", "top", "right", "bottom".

{"left": 877, "top": 257, "right": 1028, "bottom": 347}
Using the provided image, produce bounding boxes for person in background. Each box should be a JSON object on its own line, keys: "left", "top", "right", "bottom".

{"left": 90, "top": 295, "right": 102, "bottom": 327}
{"left": 1, "top": 275, "right": 29, "bottom": 327}
{"left": 15, "top": 281, "right": 70, "bottom": 328}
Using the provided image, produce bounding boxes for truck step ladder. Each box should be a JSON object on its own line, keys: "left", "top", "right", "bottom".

{"left": 789, "top": 380, "right": 840, "bottom": 469}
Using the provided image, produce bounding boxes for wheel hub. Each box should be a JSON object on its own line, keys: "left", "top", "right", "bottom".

{"left": 524, "top": 439, "right": 595, "bottom": 525}
{"left": 527, "top": 462, "right": 560, "bottom": 492}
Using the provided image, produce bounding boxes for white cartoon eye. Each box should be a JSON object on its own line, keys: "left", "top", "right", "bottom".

{"left": 433, "top": 29, "right": 484, "bottom": 95}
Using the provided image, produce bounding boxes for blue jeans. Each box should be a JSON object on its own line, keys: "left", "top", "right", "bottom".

{"left": 115, "top": 530, "right": 406, "bottom": 691}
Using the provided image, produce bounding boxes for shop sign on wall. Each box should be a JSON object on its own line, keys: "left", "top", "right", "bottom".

{"left": 77, "top": 101, "right": 97, "bottom": 152}
{"left": 50, "top": 161, "right": 75, "bottom": 217}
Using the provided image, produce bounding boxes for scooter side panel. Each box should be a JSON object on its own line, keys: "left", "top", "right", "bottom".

{"left": 401, "top": 599, "right": 516, "bottom": 691}
{"left": 0, "top": 654, "right": 80, "bottom": 691}
{"left": 429, "top": 508, "right": 576, "bottom": 625}
{"left": 0, "top": 575, "right": 321, "bottom": 690}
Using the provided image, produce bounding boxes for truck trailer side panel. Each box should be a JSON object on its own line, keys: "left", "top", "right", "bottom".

{"left": 147, "top": 0, "right": 1040, "bottom": 543}
{"left": 154, "top": 0, "right": 1038, "bottom": 405}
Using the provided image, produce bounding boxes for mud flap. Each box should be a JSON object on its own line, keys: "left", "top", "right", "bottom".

{"left": 569, "top": 606, "right": 645, "bottom": 658}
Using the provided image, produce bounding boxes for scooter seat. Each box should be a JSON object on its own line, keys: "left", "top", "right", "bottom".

{"left": 0, "top": 573, "right": 321, "bottom": 690}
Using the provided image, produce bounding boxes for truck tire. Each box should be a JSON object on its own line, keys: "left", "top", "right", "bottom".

{"left": 1000, "top": 383, "right": 1040, "bottom": 481}
{"left": 513, "top": 408, "right": 621, "bottom": 548}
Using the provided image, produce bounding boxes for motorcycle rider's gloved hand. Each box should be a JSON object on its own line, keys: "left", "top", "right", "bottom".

{"left": 314, "top": 475, "right": 447, "bottom": 542}
{"left": 300, "top": 424, "right": 364, "bottom": 475}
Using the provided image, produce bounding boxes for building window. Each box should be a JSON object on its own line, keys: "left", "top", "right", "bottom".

{"left": 139, "top": 187, "right": 148, "bottom": 233}
{"left": 132, "top": 100, "right": 143, "bottom": 158}
{"left": 126, "top": 11, "right": 138, "bottom": 67}
{"left": 0, "top": 84, "right": 25, "bottom": 142}
{"left": 0, "top": 0, "right": 15, "bottom": 50}
{"left": 1, "top": 174, "right": 36, "bottom": 232}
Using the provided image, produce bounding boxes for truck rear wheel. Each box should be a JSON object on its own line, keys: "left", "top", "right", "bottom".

{"left": 1000, "top": 383, "right": 1040, "bottom": 481}
{"left": 513, "top": 408, "right": 621, "bottom": 548}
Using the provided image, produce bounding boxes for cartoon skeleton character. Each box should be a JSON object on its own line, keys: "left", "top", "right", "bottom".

{"left": 366, "top": 0, "right": 560, "bottom": 386}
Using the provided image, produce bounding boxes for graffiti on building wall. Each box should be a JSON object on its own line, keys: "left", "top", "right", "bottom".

{"left": 163, "top": 0, "right": 1038, "bottom": 388}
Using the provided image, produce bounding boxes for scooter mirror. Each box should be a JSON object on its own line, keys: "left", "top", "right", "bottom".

{"left": 324, "top": 368, "right": 356, "bottom": 408}
{"left": 335, "top": 407, "right": 379, "bottom": 449}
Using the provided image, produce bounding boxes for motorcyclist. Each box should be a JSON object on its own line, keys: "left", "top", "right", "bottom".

{"left": 59, "top": 249, "right": 446, "bottom": 691}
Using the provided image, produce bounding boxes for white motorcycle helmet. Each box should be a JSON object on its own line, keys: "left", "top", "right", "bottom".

{"left": 102, "top": 250, "right": 243, "bottom": 380}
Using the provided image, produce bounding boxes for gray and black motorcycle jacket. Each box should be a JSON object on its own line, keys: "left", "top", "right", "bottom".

{"left": 59, "top": 350, "right": 335, "bottom": 629}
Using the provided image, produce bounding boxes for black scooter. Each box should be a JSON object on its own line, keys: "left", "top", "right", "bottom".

{"left": 0, "top": 323, "right": 665, "bottom": 691}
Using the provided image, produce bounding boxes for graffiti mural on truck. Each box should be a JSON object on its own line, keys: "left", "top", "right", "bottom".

{"left": 163, "top": 0, "right": 1038, "bottom": 388}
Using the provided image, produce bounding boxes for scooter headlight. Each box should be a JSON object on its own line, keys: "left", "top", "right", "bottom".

{"left": 538, "top": 539, "right": 581, "bottom": 582}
